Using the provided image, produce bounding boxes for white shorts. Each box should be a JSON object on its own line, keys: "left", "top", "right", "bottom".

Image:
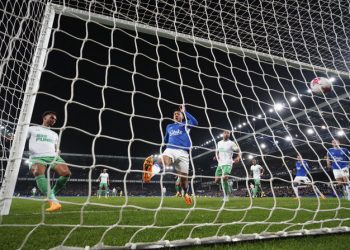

{"left": 294, "top": 176, "right": 311, "bottom": 184}
{"left": 333, "top": 168, "right": 349, "bottom": 179}
{"left": 162, "top": 148, "right": 189, "bottom": 174}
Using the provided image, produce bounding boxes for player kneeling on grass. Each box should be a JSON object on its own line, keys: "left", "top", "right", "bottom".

{"left": 293, "top": 154, "right": 325, "bottom": 199}
{"left": 27, "top": 111, "right": 71, "bottom": 212}
{"left": 143, "top": 105, "right": 198, "bottom": 205}
{"left": 327, "top": 139, "right": 350, "bottom": 200}
{"left": 214, "top": 130, "right": 240, "bottom": 202}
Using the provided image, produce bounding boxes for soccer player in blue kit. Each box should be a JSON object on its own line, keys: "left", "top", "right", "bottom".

{"left": 293, "top": 154, "right": 325, "bottom": 199}
{"left": 327, "top": 139, "right": 350, "bottom": 200}
{"left": 143, "top": 105, "right": 198, "bottom": 205}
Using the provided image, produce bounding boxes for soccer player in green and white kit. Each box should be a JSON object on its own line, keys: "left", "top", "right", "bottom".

{"left": 215, "top": 130, "right": 240, "bottom": 202}
{"left": 27, "top": 111, "right": 71, "bottom": 212}
{"left": 98, "top": 169, "right": 109, "bottom": 198}
{"left": 250, "top": 158, "right": 264, "bottom": 198}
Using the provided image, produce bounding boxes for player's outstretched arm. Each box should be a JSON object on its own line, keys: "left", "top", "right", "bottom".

{"left": 180, "top": 105, "right": 198, "bottom": 126}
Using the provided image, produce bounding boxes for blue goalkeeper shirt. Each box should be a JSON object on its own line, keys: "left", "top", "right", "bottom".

{"left": 327, "top": 147, "right": 350, "bottom": 169}
{"left": 295, "top": 160, "right": 310, "bottom": 177}
{"left": 164, "top": 111, "right": 198, "bottom": 151}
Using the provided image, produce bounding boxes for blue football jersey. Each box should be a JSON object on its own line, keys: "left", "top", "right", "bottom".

{"left": 327, "top": 147, "right": 350, "bottom": 169}
{"left": 295, "top": 160, "right": 310, "bottom": 177}
{"left": 164, "top": 111, "right": 198, "bottom": 151}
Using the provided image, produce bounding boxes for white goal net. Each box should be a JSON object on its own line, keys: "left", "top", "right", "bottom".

{"left": 1, "top": 0, "right": 350, "bottom": 249}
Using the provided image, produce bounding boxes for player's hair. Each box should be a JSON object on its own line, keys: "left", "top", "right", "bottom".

{"left": 252, "top": 158, "right": 259, "bottom": 164}
{"left": 42, "top": 111, "right": 57, "bottom": 118}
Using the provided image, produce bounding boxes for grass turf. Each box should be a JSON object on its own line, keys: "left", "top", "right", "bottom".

{"left": 0, "top": 196, "right": 349, "bottom": 249}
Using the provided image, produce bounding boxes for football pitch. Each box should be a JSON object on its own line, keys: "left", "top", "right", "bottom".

{"left": 0, "top": 196, "right": 349, "bottom": 249}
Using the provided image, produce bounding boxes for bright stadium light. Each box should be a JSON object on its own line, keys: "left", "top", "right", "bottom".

{"left": 252, "top": 118, "right": 256, "bottom": 121}
{"left": 257, "top": 114, "right": 262, "bottom": 118}
{"left": 220, "top": 133, "right": 223, "bottom": 137}
{"left": 337, "top": 130, "right": 345, "bottom": 136}
{"left": 290, "top": 96, "right": 297, "bottom": 103}
{"left": 274, "top": 103, "right": 284, "bottom": 111}
{"left": 329, "top": 77, "right": 336, "bottom": 82}
{"left": 260, "top": 143, "right": 266, "bottom": 149}
{"left": 307, "top": 89, "right": 312, "bottom": 93}
{"left": 234, "top": 127, "right": 237, "bottom": 130}
{"left": 238, "top": 124, "right": 242, "bottom": 128}
{"left": 243, "top": 122, "right": 246, "bottom": 126}
{"left": 25, "top": 159, "right": 30, "bottom": 165}
{"left": 268, "top": 108, "right": 273, "bottom": 113}
{"left": 307, "top": 128, "right": 314, "bottom": 135}
{"left": 321, "top": 125, "right": 326, "bottom": 129}
{"left": 247, "top": 154, "right": 253, "bottom": 160}
{"left": 275, "top": 140, "right": 279, "bottom": 144}
{"left": 285, "top": 136, "right": 292, "bottom": 141}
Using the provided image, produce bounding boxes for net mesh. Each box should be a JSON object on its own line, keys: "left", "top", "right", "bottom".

{"left": 0, "top": 0, "right": 350, "bottom": 249}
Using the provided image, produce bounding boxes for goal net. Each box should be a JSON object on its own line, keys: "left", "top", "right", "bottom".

{"left": 1, "top": 0, "right": 350, "bottom": 248}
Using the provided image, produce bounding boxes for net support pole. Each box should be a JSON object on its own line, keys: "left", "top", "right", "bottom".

{"left": 0, "top": 4, "right": 55, "bottom": 215}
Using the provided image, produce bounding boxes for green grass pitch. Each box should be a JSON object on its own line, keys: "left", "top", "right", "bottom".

{"left": 0, "top": 196, "right": 349, "bottom": 249}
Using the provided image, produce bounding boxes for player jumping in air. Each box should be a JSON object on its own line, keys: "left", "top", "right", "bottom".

{"left": 215, "top": 130, "right": 240, "bottom": 202}
{"left": 293, "top": 154, "right": 325, "bottom": 199}
{"left": 98, "top": 169, "right": 109, "bottom": 199}
{"left": 327, "top": 139, "right": 350, "bottom": 200}
{"left": 27, "top": 111, "right": 71, "bottom": 212}
{"left": 143, "top": 105, "right": 198, "bottom": 205}
{"left": 250, "top": 158, "right": 264, "bottom": 198}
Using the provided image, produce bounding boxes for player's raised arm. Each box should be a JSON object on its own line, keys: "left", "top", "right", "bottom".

{"left": 180, "top": 105, "right": 198, "bottom": 126}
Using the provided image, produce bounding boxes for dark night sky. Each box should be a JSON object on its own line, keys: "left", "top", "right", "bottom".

{"left": 30, "top": 12, "right": 350, "bottom": 164}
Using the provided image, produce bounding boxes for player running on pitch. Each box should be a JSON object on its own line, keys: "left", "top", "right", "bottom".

{"left": 27, "top": 111, "right": 71, "bottom": 212}
{"left": 97, "top": 169, "right": 110, "bottom": 199}
{"left": 327, "top": 139, "right": 350, "bottom": 200}
{"left": 250, "top": 158, "right": 264, "bottom": 198}
{"left": 293, "top": 154, "right": 325, "bottom": 199}
{"left": 215, "top": 130, "right": 240, "bottom": 202}
{"left": 143, "top": 105, "right": 198, "bottom": 205}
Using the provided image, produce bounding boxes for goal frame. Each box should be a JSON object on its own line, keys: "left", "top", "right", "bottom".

{"left": 0, "top": 2, "right": 349, "bottom": 247}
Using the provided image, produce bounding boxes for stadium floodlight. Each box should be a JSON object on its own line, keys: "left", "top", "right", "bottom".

{"left": 252, "top": 118, "right": 256, "bottom": 121}
{"left": 220, "top": 133, "right": 224, "bottom": 137}
{"left": 234, "top": 127, "right": 237, "bottom": 130}
{"left": 275, "top": 140, "right": 279, "bottom": 144}
{"left": 285, "top": 136, "right": 293, "bottom": 141}
{"left": 257, "top": 114, "right": 262, "bottom": 118}
{"left": 290, "top": 96, "right": 297, "bottom": 103}
{"left": 260, "top": 143, "right": 266, "bottom": 149}
{"left": 329, "top": 77, "right": 336, "bottom": 82}
{"left": 307, "top": 89, "right": 312, "bottom": 93}
{"left": 321, "top": 125, "right": 326, "bottom": 129}
{"left": 268, "top": 108, "right": 274, "bottom": 113}
{"left": 274, "top": 103, "right": 284, "bottom": 111}
{"left": 238, "top": 124, "right": 242, "bottom": 128}
{"left": 247, "top": 154, "right": 253, "bottom": 160}
{"left": 337, "top": 130, "right": 345, "bottom": 136}
{"left": 242, "top": 122, "right": 246, "bottom": 126}
{"left": 307, "top": 128, "right": 314, "bottom": 135}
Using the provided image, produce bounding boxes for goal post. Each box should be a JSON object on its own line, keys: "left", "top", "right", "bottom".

{"left": 0, "top": 4, "right": 55, "bottom": 215}
{"left": 1, "top": 1, "right": 350, "bottom": 249}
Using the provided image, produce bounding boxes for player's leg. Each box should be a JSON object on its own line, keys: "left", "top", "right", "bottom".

{"left": 252, "top": 179, "right": 259, "bottom": 198}
{"left": 221, "top": 165, "right": 232, "bottom": 201}
{"left": 176, "top": 152, "right": 192, "bottom": 205}
{"left": 31, "top": 163, "right": 51, "bottom": 199}
{"left": 52, "top": 159, "right": 71, "bottom": 195}
{"left": 292, "top": 177, "right": 300, "bottom": 198}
